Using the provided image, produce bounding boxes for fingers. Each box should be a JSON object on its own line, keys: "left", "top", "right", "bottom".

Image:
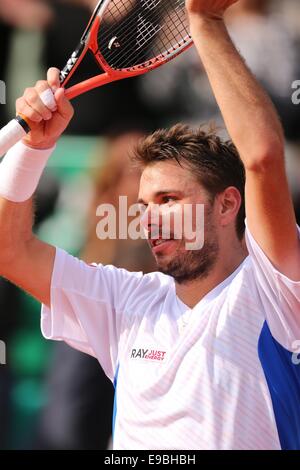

{"left": 16, "top": 97, "right": 43, "bottom": 123}
{"left": 39, "top": 88, "right": 57, "bottom": 112}
{"left": 15, "top": 67, "right": 74, "bottom": 125}
{"left": 16, "top": 70, "right": 59, "bottom": 122}
{"left": 54, "top": 88, "right": 74, "bottom": 121}
{"left": 36, "top": 79, "right": 58, "bottom": 113}
{"left": 47, "top": 67, "right": 61, "bottom": 91}
{"left": 22, "top": 86, "right": 53, "bottom": 121}
{"left": 48, "top": 68, "right": 74, "bottom": 121}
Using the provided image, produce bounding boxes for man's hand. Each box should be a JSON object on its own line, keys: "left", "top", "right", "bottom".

{"left": 186, "top": 0, "right": 238, "bottom": 23}
{"left": 16, "top": 68, "right": 74, "bottom": 150}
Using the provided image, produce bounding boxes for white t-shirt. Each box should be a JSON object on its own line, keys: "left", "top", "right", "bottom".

{"left": 41, "top": 224, "right": 300, "bottom": 450}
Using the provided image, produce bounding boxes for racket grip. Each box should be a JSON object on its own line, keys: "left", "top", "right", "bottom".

{"left": 0, "top": 117, "right": 30, "bottom": 158}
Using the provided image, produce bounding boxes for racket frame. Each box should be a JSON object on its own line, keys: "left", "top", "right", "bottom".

{"left": 0, "top": 0, "right": 193, "bottom": 158}
{"left": 60, "top": 0, "right": 193, "bottom": 100}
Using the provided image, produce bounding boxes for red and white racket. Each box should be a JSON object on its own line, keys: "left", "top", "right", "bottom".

{"left": 0, "top": 0, "right": 193, "bottom": 157}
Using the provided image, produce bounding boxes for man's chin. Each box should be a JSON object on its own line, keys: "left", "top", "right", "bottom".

{"left": 151, "top": 239, "right": 181, "bottom": 258}
{"left": 155, "top": 251, "right": 181, "bottom": 274}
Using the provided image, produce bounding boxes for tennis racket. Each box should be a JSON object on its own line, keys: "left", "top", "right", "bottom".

{"left": 0, "top": 0, "right": 193, "bottom": 157}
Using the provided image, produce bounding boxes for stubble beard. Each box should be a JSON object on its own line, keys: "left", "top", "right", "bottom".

{"left": 156, "top": 236, "right": 219, "bottom": 284}
{"left": 154, "top": 214, "right": 219, "bottom": 284}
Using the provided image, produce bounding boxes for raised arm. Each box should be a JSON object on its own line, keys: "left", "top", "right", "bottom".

{"left": 0, "top": 69, "right": 74, "bottom": 306}
{"left": 186, "top": 0, "right": 300, "bottom": 280}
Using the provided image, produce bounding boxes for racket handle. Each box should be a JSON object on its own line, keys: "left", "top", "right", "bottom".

{"left": 0, "top": 117, "right": 30, "bottom": 158}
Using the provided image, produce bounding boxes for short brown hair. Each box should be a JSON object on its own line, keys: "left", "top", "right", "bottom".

{"left": 132, "top": 123, "right": 246, "bottom": 239}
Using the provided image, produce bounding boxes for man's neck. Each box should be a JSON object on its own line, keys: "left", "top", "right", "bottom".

{"left": 175, "top": 247, "right": 248, "bottom": 309}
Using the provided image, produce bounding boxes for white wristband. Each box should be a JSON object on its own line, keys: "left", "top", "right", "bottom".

{"left": 0, "top": 141, "right": 55, "bottom": 202}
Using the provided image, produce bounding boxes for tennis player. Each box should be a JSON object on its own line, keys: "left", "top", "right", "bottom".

{"left": 0, "top": 0, "right": 299, "bottom": 450}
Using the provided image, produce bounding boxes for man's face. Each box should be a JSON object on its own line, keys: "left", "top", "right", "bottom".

{"left": 138, "top": 161, "right": 219, "bottom": 284}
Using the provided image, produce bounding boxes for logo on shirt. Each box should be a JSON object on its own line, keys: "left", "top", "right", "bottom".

{"left": 130, "top": 348, "right": 166, "bottom": 362}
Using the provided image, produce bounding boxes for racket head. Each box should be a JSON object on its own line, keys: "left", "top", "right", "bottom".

{"left": 96, "top": 0, "right": 192, "bottom": 72}
{"left": 61, "top": 0, "right": 193, "bottom": 98}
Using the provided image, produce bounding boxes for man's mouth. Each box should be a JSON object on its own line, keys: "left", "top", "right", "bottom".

{"left": 150, "top": 237, "right": 177, "bottom": 254}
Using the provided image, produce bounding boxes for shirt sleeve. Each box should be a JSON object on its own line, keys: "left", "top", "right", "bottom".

{"left": 41, "top": 247, "right": 148, "bottom": 381}
{"left": 245, "top": 221, "right": 300, "bottom": 351}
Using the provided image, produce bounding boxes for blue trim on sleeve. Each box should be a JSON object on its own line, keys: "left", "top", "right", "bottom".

{"left": 258, "top": 321, "right": 300, "bottom": 450}
{"left": 112, "top": 363, "right": 120, "bottom": 440}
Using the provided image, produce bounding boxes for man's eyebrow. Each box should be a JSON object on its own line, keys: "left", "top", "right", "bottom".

{"left": 137, "top": 190, "right": 183, "bottom": 204}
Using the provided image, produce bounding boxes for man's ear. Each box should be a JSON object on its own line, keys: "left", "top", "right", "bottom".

{"left": 217, "top": 186, "right": 241, "bottom": 227}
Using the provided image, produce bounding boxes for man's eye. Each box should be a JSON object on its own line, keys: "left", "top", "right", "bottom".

{"left": 162, "top": 196, "right": 177, "bottom": 203}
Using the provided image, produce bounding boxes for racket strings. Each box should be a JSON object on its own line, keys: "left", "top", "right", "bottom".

{"left": 116, "top": 8, "right": 188, "bottom": 68}
{"left": 99, "top": 0, "right": 166, "bottom": 64}
{"left": 98, "top": 0, "right": 190, "bottom": 70}
{"left": 107, "top": 0, "right": 188, "bottom": 67}
{"left": 110, "top": 0, "right": 187, "bottom": 62}
{"left": 124, "top": 4, "right": 190, "bottom": 68}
